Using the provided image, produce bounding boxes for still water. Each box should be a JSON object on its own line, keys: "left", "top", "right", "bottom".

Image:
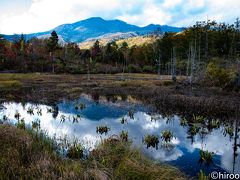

{"left": 0, "top": 94, "right": 239, "bottom": 177}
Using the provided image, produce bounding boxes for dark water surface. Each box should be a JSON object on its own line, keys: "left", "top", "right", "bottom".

{"left": 0, "top": 94, "right": 239, "bottom": 177}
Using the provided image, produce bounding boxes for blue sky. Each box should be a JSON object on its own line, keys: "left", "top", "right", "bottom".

{"left": 0, "top": 0, "right": 239, "bottom": 34}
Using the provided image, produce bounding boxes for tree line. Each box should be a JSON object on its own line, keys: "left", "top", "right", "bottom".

{"left": 0, "top": 19, "right": 240, "bottom": 85}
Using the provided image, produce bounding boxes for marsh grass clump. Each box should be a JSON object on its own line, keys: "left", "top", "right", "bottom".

{"left": 75, "top": 103, "right": 86, "bottom": 110}
{"left": 188, "top": 124, "right": 200, "bottom": 136}
{"left": 32, "top": 119, "right": 40, "bottom": 131}
{"left": 161, "top": 130, "right": 174, "bottom": 143}
{"left": 3, "top": 115, "right": 8, "bottom": 121}
{"left": 14, "top": 111, "right": 21, "bottom": 120}
{"left": 144, "top": 134, "right": 159, "bottom": 149}
{"left": 96, "top": 125, "right": 110, "bottom": 135}
{"left": 180, "top": 117, "right": 188, "bottom": 126}
{"left": 208, "top": 119, "right": 220, "bottom": 129}
{"left": 120, "top": 117, "right": 127, "bottom": 124}
{"left": 198, "top": 170, "right": 209, "bottom": 180}
{"left": 36, "top": 108, "right": 42, "bottom": 116}
{"left": 193, "top": 115, "right": 205, "bottom": 124}
{"left": 47, "top": 107, "right": 53, "bottom": 113}
{"left": 72, "top": 115, "right": 81, "bottom": 123}
{"left": 128, "top": 110, "right": 134, "bottom": 119}
{"left": 17, "top": 118, "right": 26, "bottom": 130}
{"left": 120, "top": 131, "right": 128, "bottom": 142}
{"left": 60, "top": 115, "right": 66, "bottom": 123}
{"left": 150, "top": 114, "right": 161, "bottom": 122}
{"left": 27, "top": 107, "right": 34, "bottom": 115}
{"left": 67, "top": 142, "right": 84, "bottom": 159}
{"left": 79, "top": 103, "right": 86, "bottom": 110}
{"left": 199, "top": 150, "right": 214, "bottom": 166}
{"left": 224, "top": 126, "right": 234, "bottom": 138}
{"left": 52, "top": 105, "right": 59, "bottom": 119}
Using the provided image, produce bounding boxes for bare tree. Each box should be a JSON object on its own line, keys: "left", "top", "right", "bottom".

{"left": 157, "top": 49, "right": 162, "bottom": 79}
{"left": 186, "top": 43, "right": 191, "bottom": 78}
{"left": 190, "top": 39, "right": 196, "bottom": 84}
{"left": 152, "top": 42, "right": 162, "bottom": 79}
{"left": 205, "top": 20, "right": 209, "bottom": 61}
{"left": 171, "top": 47, "right": 177, "bottom": 81}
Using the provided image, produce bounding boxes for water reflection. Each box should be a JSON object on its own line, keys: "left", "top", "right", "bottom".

{"left": 0, "top": 95, "right": 239, "bottom": 177}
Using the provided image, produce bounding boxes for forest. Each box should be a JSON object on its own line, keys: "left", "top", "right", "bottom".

{"left": 0, "top": 19, "right": 240, "bottom": 88}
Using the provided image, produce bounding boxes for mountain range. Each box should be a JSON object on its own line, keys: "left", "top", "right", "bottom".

{"left": 2, "top": 17, "right": 184, "bottom": 43}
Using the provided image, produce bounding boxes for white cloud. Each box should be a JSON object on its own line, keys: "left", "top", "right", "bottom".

{"left": 0, "top": 0, "right": 123, "bottom": 34}
{"left": 0, "top": 0, "right": 239, "bottom": 34}
{"left": 163, "top": 0, "right": 183, "bottom": 8}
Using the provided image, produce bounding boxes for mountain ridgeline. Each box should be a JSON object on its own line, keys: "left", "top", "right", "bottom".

{"left": 2, "top": 17, "right": 183, "bottom": 43}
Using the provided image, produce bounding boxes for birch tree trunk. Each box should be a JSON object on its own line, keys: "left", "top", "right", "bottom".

{"left": 172, "top": 47, "right": 177, "bottom": 81}
{"left": 190, "top": 41, "right": 196, "bottom": 84}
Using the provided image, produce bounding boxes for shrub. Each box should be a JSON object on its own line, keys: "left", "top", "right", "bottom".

{"left": 205, "top": 62, "right": 230, "bottom": 87}
{"left": 127, "top": 64, "right": 141, "bottom": 73}
{"left": 142, "top": 66, "right": 154, "bottom": 73}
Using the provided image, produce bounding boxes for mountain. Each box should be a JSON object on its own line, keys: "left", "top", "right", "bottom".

{"left": 2, "top": 17, "right": 183, "bottom": 43}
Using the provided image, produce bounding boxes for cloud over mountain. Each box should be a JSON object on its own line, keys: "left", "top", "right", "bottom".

{"left": 0, "top": 0, "right": 239, "bottom": 34}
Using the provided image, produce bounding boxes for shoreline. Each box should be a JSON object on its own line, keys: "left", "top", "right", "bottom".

{"left": 0, "top": 73, "right": 239, "bottom": 119}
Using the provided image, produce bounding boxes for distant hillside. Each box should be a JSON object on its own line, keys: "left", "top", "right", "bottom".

{"left": 79, "top": 35, "right": 157, "bottom": 49}
{"left": 1, "top": 17, "right": 183, "bottom": 43}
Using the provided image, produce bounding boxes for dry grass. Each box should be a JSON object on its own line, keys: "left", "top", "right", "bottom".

{"left": 0, "top": 124, "right": 186, "bottom": 179}
{"left": 0, "top": 124, "right": 84, "bottom": 179}
{"left": 91, "top": 136, "right": 185, "bottom": 180}
{"left": 0, "top": 73, "right": 38, "bottom": 81}
{"left": 0, "top": 80, "right": 22, "bottom": 89}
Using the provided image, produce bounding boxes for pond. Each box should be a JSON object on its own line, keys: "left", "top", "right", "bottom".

{"left": 0, "top": 94, "right": 239, "bottom": 178}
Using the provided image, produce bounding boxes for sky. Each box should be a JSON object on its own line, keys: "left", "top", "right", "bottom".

{"left": 0, "top": 0, "right": 239, "bottom": 35}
